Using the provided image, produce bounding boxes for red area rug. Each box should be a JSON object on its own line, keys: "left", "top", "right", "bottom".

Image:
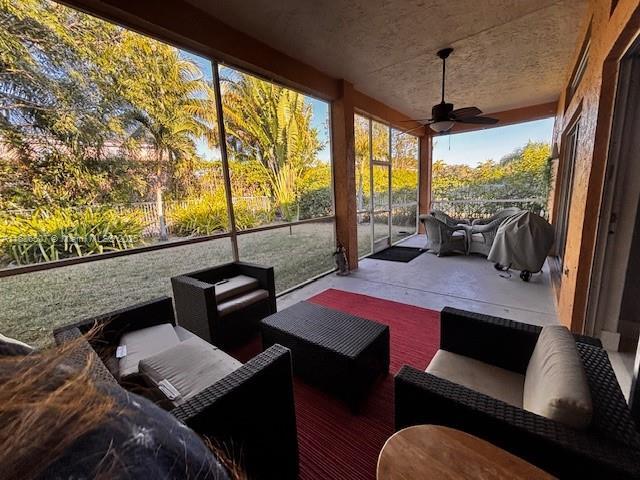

{"left": 235, "top": 289, "right": 440, "bottom": 480}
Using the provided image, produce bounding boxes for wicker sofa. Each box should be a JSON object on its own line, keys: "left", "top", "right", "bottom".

{"left": 53, "top": 297, "right": 298, "bottom": 479}
{"left": 171, "top": 262, "right": 276, "bottom": 348}
{"left": 395, "top": 307, "right": 640, "bottom": 479}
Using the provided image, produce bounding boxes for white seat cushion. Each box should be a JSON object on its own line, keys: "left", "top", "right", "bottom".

{"left": 524, "top": 326, "right": 592, "bottom": 428}
{"left": 471, "top": 232, "right": 484, "bottom": 242}
{"left": 452, "top": 231, "right": 465, "bottom": 238}
{"left": 0, "top": 333, "right": 32, "bottom": 355}
{"left": 214, "top": 275, "right": 259, "bottom": 302}
{"left": 426, "top": 349, "right": 525, "bottom": 408}
{"left": 139, "top": 337, "right": 242, "bottom": 405}
{"left": 118, "top": 324, "right": 180, "bottom": 377}
{"left": 217, "top": 288, "right": 269, "bottom": 317}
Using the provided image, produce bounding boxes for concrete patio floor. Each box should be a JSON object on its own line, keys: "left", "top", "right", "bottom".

{"left": 278, "top": 234, "right": 634, "bottom": 399}
{"left": 279, "top": 234, "right": 558, "bottom": 326}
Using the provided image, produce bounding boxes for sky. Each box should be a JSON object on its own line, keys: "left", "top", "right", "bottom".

{"left": 432, "top": 118, "right": 554, "bottom": 166}
{"left": 180, "top": 50, "right": 331, "bottom": 163}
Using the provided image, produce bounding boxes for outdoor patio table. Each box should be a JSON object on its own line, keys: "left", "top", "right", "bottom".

{"left": 377, "top": 425, "right": 555, "bottom": 479}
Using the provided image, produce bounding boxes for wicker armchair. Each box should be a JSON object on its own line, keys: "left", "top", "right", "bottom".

{"left": 395, "top": 307, "right": 640, "bottom": 479}
{"left": 171, "top": 262, "right": 276, "bottom": 348}
{"left": 468, "top": 217, "right": 504, "bottom": 256}
{"left": 430, "top": 209, "right": 470, "bottom": 227}
{"left": 471, "top": 207, "right": 521, "bottom": 226}
{"left": 53, "top": 297, "right": 299, "bottom": 480}
{"left": 420, "top": 214, "right": 467, "bottom": 256}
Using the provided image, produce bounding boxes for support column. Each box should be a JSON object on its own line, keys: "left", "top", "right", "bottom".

{"left": 213, "top": 60, "right": 239, "bottom": 261}
{"left": 331, "top": 80, "right": 358, "bottom": 270}
{"left": 418, "top": 134, "right": 432, "bottom": 234}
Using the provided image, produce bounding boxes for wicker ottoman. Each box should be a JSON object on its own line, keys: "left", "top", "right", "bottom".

{"left": 261, "top": 301, "right": 390, "bottom": 411}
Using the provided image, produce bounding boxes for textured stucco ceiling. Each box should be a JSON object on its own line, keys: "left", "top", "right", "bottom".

{"left": 184, "top": 0, "right": 589, "bottom": 119}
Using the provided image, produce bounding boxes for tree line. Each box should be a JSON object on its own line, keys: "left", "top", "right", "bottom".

{"left": 432, "top": 141, "right": 552, "bottom": 202}
{"left": 0, "top": 0, "right": 329, "bottom": 223}
{"left": 0, "top": 0, "right": 548, "bottom": 228}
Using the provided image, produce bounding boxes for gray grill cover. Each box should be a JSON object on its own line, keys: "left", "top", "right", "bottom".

{"left": 488, "top": 211, "right": 555, "bottom": 273}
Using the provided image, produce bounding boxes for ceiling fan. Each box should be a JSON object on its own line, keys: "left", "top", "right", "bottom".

{"left": 407, "top": 47, "right": 498, "bottom": 134}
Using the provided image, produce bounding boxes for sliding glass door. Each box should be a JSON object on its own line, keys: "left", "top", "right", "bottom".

{"left": 372, "top": 161, "right": 391, "bottom": 252}
{"left": 354, "top": 114, "right": 419, "bottom": 256}
{"left": 391, "top": 129, "right": 419, "bottom": 243}
{"left": 556, "top": 120, "right": 579, "bottom": 270}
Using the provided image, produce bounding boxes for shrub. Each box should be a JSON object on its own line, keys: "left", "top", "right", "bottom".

{"left": 169, "top": 193, "right": 271, "bottom": 236}
{"left": 299, "top": 186, "right": 333, "bottom": 220}
{"left": 0, "top": 207, "right": 146, "bottom": 266}
{"left": 391, "top": 187, "right": 417, "bottom": 205}
{"left": 170, "top": 197, "right": 228, "bottom": 236}
{"left": 391, "top": 206, "right": 417, "bottom": 226}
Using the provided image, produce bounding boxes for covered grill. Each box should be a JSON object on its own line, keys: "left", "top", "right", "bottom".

{"left": 488, "top": 211, "right": 555, "bottom": 281}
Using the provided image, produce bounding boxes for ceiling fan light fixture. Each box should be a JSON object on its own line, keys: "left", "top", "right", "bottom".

{"left": 429, "top": 120, "right": 455, "bottom": 133}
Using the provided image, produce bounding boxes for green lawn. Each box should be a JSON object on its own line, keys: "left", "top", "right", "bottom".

{"left": 0, "top": 221, "right": 336, "bottom": 347}
{"left": 357, "top": 219, "right": 417, "bottom": 257}
{"left": 0, "top": 219, "right": 416, "bottom": 348}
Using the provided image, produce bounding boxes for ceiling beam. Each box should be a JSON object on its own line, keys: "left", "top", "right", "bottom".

{"left": 353, "top": 91, "right": 426, "bottom": 135}
{"left": 59, "top": 0, "right": 340, "bottom": 100}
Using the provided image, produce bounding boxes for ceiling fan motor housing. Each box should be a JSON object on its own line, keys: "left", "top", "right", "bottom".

{"left": 432, "top": 102, "right": 454, "bottom": 121}
{"left": 437, "top": 47, "right": 454, "bottom": 60}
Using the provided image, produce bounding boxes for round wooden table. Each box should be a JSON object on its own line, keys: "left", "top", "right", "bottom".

{"left": 377, "top": 425, "right": 555, "bottom": 479}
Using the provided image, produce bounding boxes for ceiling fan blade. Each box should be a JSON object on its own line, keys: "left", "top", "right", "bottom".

{"left": 398, "top": 124, "right": 429, "bottom": 136}
{"left": 397, "top": 118, "right": 432, "bottom": 123}
{"left": 457, "top": 116, "right": 499, "bottom": 125}
{"left": 450, "top": 106, "right": 482, "bottom": 119}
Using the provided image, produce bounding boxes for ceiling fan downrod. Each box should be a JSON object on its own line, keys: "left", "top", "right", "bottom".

{"left": 437, "top": 47, "right": 453, "bottom": 104}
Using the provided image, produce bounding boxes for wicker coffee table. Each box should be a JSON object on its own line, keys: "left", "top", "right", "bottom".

{"left": 261, "top": 301, "right": 390, "bottom": 410}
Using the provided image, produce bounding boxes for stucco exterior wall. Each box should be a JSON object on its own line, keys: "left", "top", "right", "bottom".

{"left": 552, "top": 0, "right": 640, "bottom": 332}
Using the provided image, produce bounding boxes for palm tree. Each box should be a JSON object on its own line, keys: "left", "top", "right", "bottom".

{"left": 117, "top": 35, "right": 218, "bottom": 239}
{"left": 220, "top": 72, "right": 322, "bottom": 221}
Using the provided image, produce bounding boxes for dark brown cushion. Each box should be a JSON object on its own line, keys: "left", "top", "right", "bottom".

{"left": 217, "top": 289, "right": 269, "bottom": 317}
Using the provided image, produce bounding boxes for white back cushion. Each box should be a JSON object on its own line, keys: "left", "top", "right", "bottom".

{"left": 118, "top": 324, "right": 180, "bottom": 377}
{"left": 523, "top": 326, "right": 592, "bottom": 428}
{"left": 0, "top": 333, "right": 33, "bottom": 355}
{"left": 0, "top": 333, "right": 32, "bottom": 350}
